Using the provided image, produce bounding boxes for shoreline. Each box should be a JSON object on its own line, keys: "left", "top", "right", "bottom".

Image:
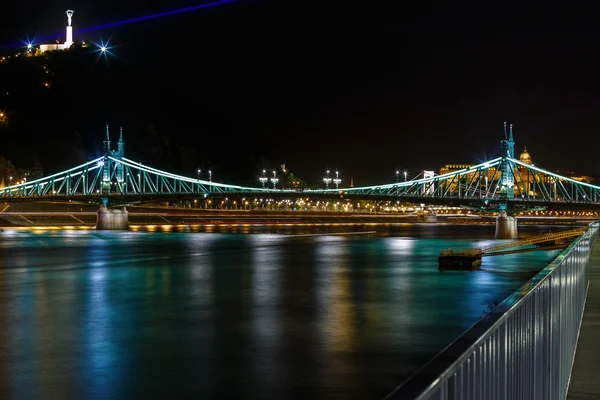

{"left": 0, "top": 211, "right": 592, "bottom": 229}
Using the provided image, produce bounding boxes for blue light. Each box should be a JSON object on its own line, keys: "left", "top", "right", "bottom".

{"left": 1, "top": 0, "right": 237, "bottom": 50}
{"left": 92, "top": 38, "right": 117, "bottom": 65}
{"left": 21, "top": 36, "right": 36, "bottom": 51}
{"left": 76, "top": 0, "right": 237, "bottom": 34}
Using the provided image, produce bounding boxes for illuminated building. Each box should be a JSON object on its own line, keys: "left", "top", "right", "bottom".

{"left": 39, "top": 10, "right": 75, "bottom": 53}
{"left": 439, "top": 126, "right": 594, "bottom": 199}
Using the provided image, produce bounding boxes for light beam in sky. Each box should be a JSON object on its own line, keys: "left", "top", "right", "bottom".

{"left": 77, "top": 0, "right": 237, "bottom": 34}
{"left": 2, "top": 0, "right": 238, "bottom": 50}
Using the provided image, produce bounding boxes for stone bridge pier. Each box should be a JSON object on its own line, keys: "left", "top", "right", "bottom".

{"left": 495, "top": 210, "right": 518, "bottom": 238}
{"left": 96, "top": 198, "right": 129, "bottom": 230}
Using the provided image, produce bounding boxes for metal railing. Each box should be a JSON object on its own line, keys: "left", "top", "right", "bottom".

{"left": 481, "top": 228, "right": 586, "bottom": 254}
{"left": 386, "top": 221, "right": 599, "bottom": 400}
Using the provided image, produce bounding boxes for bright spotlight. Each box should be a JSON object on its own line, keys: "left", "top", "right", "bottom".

{"left": 92, "top": 37, "right": 122, "bottom": 66}
{"left": 27, "top": 44, "right": 32, "bottom": 49}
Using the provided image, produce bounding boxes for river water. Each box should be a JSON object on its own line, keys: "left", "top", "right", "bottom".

{"left": 0, "top": 224, "right": 570, "bottom": 399}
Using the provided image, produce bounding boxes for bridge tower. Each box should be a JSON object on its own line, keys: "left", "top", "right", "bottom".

{"left": 102, "top": 125, "right": 111, "bottom": 195}
{"left": 96, "top": 125, "right": 129, "bottom": 230}
{"left": 116, "top": 126, "right": 125, "bottom": 183}
{"left": 496, "top": 122, "right": 518, "bottom": 238}
{"left": 499, "top": 122, "right": 515, "bottom": 201}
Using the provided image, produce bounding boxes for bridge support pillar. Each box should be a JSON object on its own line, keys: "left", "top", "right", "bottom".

{"left": 96, "top": 205, "right": 129, "bottom": 230}
{"left": 495, "top": 210, "right": 518, "bottom": 239}
{"left": 422, "top": 213, "right": 438, "bottom": 223}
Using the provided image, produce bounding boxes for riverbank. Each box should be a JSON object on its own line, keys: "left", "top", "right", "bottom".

{"left": 0, "top": 208, "right": 593, "bottom": 228}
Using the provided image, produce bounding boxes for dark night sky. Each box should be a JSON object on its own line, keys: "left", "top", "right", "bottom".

{"left": 1, "top": 1, "right": 600, "bottom": 186}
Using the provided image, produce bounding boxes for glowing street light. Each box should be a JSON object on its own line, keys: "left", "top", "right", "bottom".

{"left": 93, "top": 37, "right": 119, "bottom": 66}
{"left": 259, "top": 169, "right": 268, "bottom": 188}
{"left": 208, "top": 169, "right": 212, "bottom": 182}
{"left": 323, "top": 170, "right": 332, "bottom": 189}
{"left": 404, "top": 171, "right": 408, "bottom": 182}
{"left": 197, "top": 168, "right": 201, "bottom": 180}
{"left": 270, "top": 170, "right": 279, "bottom": 189}
{"left": 333, "top": 170, "right": 341, "bottom": 189}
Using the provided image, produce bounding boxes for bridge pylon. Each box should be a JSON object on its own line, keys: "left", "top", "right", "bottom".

{"left": 499, "top": 122, "right": 515, "bottom": 201}
{"left": 96, "top": 126, "right": 129, "bottom": 230}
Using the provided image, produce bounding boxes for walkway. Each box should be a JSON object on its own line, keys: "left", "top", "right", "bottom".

{"left": 568, "top": 241, "right": 600, "bottom": 399}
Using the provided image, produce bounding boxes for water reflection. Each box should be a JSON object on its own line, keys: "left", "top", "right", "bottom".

{"left": 248, "top": 235, "right": 284, "bottom": 397}
{"left": 0, "top": 226, "right": 565, "bottom": 399}
{"left": 83, "top": 239, "right": 116, "bottom": 399}
{"left": 317, "top": 238, "right": 356, "bottom": 353}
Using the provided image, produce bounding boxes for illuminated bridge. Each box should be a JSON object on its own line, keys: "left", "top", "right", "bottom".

{"left": 0, "top": 125, "right": 598, "bottom": 210}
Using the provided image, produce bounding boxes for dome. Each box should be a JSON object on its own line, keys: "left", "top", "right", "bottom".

{"left": 519, "top": 147, "right": 532, "bottom": 165}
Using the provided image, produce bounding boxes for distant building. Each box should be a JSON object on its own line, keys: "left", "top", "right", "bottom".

{"left": 439, "top": 143, "right": 595, "bottom": 197}
{"left": 39, "top": 10, "right": 75, "bottom": 53}
{"left": 26, "top": 166, "right": 44, "bottom": 180}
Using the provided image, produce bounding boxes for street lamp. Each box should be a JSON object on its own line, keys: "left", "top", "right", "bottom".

{"left": 197, "top": 168, "right": 201, "bottom": 180}
{"left": 323, "top": 170, "right": 332, "bottom": 189}
{"left": 333, "top": 170, "right": 341, "bottom": 189}
{"left": 404, "top": 171, "right": 408, "bottom": 182}
{"left": 270, "top": 170, "right": 279, "bottom": 189}
{"left": 208, "top": 170, "right": 212, "bottom": 182}
{"left": 259, "top": 169, "right": 268, "bottom": 188}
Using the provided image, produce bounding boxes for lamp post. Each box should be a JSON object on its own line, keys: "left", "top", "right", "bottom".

{"left": 259, "top": 169, "right": 268, "bottom": 188}
{"left": 404, "top": 171, "right": 408, "bottom": 182}
{"left": 323, "top": 170, "right": 332, "bottom": 189}
{"left": 270, "top": 170, "right": 279, "bottom": 189}
{"left": 197, "top": 168, "right": 201, "bottom": 180}
{"left": 208, "top": 170, "right": 212, "bottom": 182}
{"left": 333, "top": 170, "right": 341, "bottom": 189}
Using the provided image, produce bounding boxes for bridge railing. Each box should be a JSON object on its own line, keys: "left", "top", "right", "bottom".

{"left": 385, "top": 220, "right": 599, "bottom": 400}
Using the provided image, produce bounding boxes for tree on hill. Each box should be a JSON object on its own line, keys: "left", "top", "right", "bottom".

{"left": 0, "top": 157, "right": 18, "bottom": 187}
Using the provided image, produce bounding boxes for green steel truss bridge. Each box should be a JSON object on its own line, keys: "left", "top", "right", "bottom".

{"left": 0, "top": 125, "right": 598, "bottom": 209}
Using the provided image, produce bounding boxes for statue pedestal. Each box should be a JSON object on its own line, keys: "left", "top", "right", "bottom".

{"left": 96, "top": 205, "right": 129, "bottom": 230}
{"left": 495, "top": 211, "right": 518, "bottom": 239}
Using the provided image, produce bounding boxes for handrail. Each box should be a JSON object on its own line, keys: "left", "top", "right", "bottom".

{"left": 481, "top": 227, "right": 586, "bottom": 253}
{"left": 386, "top": 220, "right": 599, "bottom": 400}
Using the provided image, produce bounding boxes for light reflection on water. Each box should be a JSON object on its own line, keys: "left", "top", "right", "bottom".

{"left": 0, "top": 224, "right": 569, "bottom": 399}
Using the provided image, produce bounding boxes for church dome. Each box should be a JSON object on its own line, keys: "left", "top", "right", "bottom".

{"left": 519, "top": 147, "right": 532, "bottom": 165}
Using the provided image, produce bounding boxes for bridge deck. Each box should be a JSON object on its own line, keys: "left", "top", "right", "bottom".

{"left": 567, "top": 240, "right": 600, "bottom": 399}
